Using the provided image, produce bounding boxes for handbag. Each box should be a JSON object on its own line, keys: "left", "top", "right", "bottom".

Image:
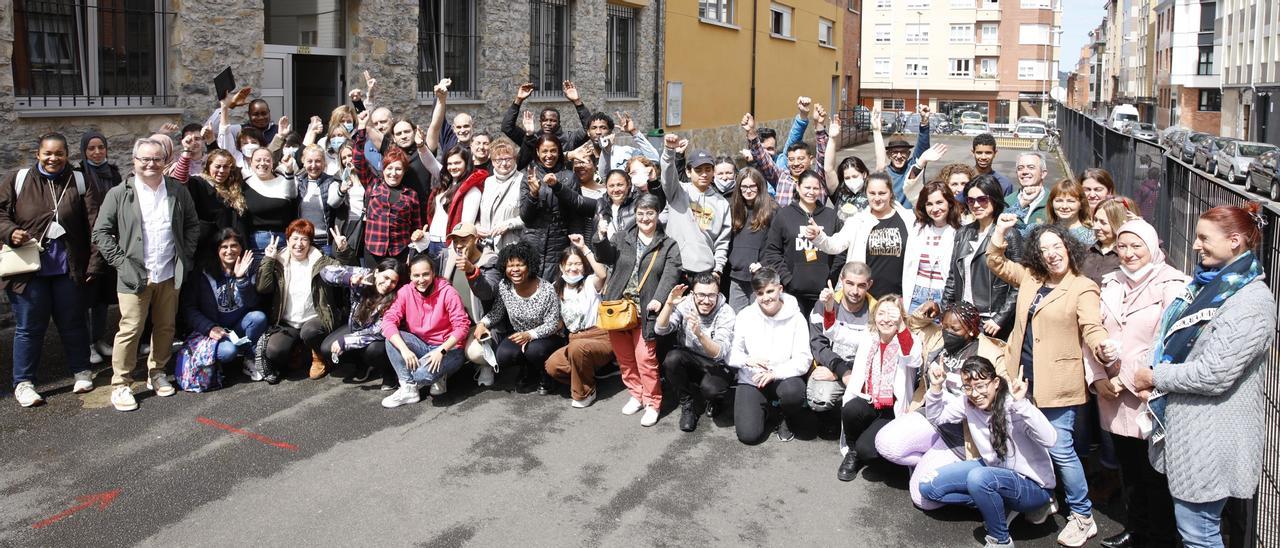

{"left": 597, "top": 249, "right": 659, "bottom": 331}
{"left": 0, "top": 239, "right": 43, "bottom": 277}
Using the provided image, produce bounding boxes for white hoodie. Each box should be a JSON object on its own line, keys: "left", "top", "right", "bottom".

{"left": 728, "top": 293, "right": 812, "bottom": 384}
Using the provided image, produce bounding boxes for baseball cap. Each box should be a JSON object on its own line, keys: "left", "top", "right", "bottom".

{"left": 688, "top": 150, "right": 714, "bottom": 168}
{"left": 449, "top": 222, "right": 477, "bottom": 239}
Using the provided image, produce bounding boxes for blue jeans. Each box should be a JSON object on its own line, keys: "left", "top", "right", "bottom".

{"left": 213, "top": 311, "right": 268, "bottom": 363}
{"left": 8, "top": 274, "right": 90, "bottom": 386}
{"left": 386, "top": 332, "right": 466, "bottom": 386}
{"left": 1173, "top": 497, "right": 1227, "bottom": 548}
{"left": 1042, "top": 405, "right": 1092, "bottom": 516}
{"left": 919, "top": 459, "right": 1052, "bottom": 543}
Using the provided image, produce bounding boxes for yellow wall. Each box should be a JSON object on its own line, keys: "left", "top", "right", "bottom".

{"left": 663, "top": 0, "right": 843, "bottom": 132}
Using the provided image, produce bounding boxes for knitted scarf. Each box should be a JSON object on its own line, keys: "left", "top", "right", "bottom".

{"left": 866, "top": 330, "right": 911, "bottom": 409}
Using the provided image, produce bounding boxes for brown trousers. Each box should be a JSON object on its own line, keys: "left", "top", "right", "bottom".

{"left": 544, "top": 327, "right": 613, "bottom": 400}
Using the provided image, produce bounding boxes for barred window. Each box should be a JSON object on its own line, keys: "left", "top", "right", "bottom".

{"left": 418, "top": 0, "right": 478, "bottom": 100}
{"left": 12, "top": 0, "right": 172, "bottom": 109}
{"left": 606, "top": 5, "right": 637, "bottom": 98}
{"left": 529, "top": 0, "right": 572, "bottom": 98}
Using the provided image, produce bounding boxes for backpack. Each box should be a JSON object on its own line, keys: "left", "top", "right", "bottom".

{"left": 15, "top": 169, "right": 86, "bottom": 196}
{"left": 175, "top": 332, "right": 222, "bottom": 392}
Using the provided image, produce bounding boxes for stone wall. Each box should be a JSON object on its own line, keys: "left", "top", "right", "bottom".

{"left": 674, "top": 117, "right": 808, "bottom": 159}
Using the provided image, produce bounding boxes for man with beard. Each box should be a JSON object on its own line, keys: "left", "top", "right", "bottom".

{"left": 657, "top": 274, "right": 737, "bottom": 432}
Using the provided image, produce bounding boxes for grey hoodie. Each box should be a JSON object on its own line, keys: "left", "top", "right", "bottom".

{"left": 654, "top": 293, "right": 736, "bottom": 362}
{"left": 660, "top": 149, "right": 731, "bottom": 272}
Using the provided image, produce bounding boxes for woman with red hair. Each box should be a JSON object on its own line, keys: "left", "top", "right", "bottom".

{"left": 353, "top": 110, "right": 424, "bottom": 266}
{"left": 1132, "top": 203, "right": 1275, "bottom": 548}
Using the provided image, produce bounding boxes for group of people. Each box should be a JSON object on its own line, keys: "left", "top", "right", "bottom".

{"left": 0, "top": 75, "right": 1271, "bottom": 548}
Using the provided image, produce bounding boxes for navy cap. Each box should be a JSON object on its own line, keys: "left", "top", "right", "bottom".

{"left": 688, "top": 150, "right": 714, "bottom": 168}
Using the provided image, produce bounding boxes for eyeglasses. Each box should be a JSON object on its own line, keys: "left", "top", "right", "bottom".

{"left": 961, "top": 380, "right": 993, "bottom": 395}
{"left": 492, "top": 156, "right": 515, "bottom": 164}
{"left": 888, "top": 150, "right": 910, "bottom": 156}
{"left": 134, "top": 157, "right": 164, "bottom": 165}
{"left": 740, "top": 184, "right": 759, "bottom": 191}
{"left": 692, "top": 292, "right": 719, "bottom": 301}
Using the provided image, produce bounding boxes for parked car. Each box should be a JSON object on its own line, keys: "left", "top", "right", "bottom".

{"left": 1012, "top": 123, "right": 1049, "bottom": 140}
{"left": 959, "top": 111, "right": 986, "bottom": 124}
{"left": 1109, "top": 104, "right": 1140, "bottom": 130}
{"left": 1193, "top": 136, "right": 1237, "bottom": 172}
{"left": 1126, "top": 122, "right": 1159, "bottom": 141}
{"left": 1180, "top": 132, "right": 1212, "bottom": 163}
{"left": 1161, "top": 126, "right": 1190, "bottom": 148}
{"left": 1246, "top": 149, "right": 1280, "bottom": 200}
{"left": 959, "top": 122, "right": 991, "bottom": 136}
{"left": 1216, "top": 140, "right": 1279, "bottom": 184}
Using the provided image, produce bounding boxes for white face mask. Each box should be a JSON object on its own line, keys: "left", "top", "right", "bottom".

{"left": 241, "top": 143, "right": 260, "bottom": 158}
{"left": 630, "top": 173, "right": 648, "bottom": 188}
{"left": 561, "top": 273, "right": 584, "bottom": 285}
{"left": 843, "top": 175, "right": 864, "bottom": 193}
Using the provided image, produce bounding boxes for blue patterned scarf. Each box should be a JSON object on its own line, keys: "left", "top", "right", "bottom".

{"left": 1147, "top": 251, "right": 1263, "bottom": 436}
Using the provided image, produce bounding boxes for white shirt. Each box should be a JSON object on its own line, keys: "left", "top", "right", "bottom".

{"left": 135, "top": 180, "right": 176, "bottom": 283}
{"left": 282, "top": 252, "right": 320, "bottom": 328}
{"left": 560, "top": 275, "right": 602, "bottom": 332}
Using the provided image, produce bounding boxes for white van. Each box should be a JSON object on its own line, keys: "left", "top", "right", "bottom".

{"left": 1109, "top": 104, "right": 1139, "bottom": 130}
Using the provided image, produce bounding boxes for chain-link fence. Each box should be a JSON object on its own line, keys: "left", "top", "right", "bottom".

{"left": 1058, "top": 104, "right": 1280, "bottom": 548}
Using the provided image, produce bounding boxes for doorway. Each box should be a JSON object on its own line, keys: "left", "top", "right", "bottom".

{"left": 261, "top": 47, "right": 347, "bottom": 129}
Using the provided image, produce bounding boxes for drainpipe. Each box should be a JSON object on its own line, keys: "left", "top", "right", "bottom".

{"left": 653, "top": 0, "right": 663, "bottom": 130}
{"left": 750, "top": 0, "right": 758, "bottom": 114}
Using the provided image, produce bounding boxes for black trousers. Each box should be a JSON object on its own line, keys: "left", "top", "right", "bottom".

{"left": 842, "top": 398, "right": 895, "bottom": 461}
{"left": 265, "top": 319, "right": 328, "bottom": 369}
{"left": 495, "top": 335, "right": 567, "bottom": 383}
{"left": 734, "top": 377, "right": 810, "bottom": 445}
{"left": 321, "top": 326, "right": 395, "bottom": 384}
{"left": 661, "top": 348, "right": 732, "bottom": 403}
{"left": 1112, "top": 432, "right": 1177, "bottom": 546}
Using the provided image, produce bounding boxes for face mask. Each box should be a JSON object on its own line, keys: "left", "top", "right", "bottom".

{"left": 343, "top": 122, "right": 354, "bottom": 134}
{"left": 1121, "top": 261, "right": 1155, "bottom": 282}
{"left": 87, "top": 158, "right": 107, "bottom": 167}
{"left": 714, "top": 176, "right": 735, "bottom": 194}
{"left": 630, "top": 173, "right": 648, "bottom": 189}
{"left": 942, "top": 331, "right": 969, "bottom": 354}
{"left": 241, "top": 143, "right": 260, "bottom": 158}
{"left": 843, "top": 176, "right": 864, "bottom": 193}
{"left": 328, "top": 136, "right": 346, "bottom": 153}
{"left": 561, "top": 273, "right": 584, "bottom": 285}
{"left": 282, "top": 146, "right": 298, "bottom": 159}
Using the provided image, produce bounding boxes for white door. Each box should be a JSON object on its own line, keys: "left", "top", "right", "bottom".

{"left": 261, "top": 46, "right": 292, "bottom": 123}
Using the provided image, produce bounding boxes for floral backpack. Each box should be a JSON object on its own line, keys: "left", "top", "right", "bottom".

{"left": 175, "top": 333, "right": 222, "bottom": 392}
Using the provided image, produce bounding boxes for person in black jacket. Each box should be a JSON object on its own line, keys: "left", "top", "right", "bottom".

{"left": 727, "top": 168, "right": 777, "bottom": 311}
{"left": 943, "top": 175, "right": 1021, "bottom": 338}
{"left": 77, "top": 130, "right": 123, "bottom": 364}
{"left": 762, "top": 170, "right": 844, "bottom": 317}
{"left": 519, "top": 135, "right": 593, "bottom": 281}
{"left": 500, "top": 80, "right": 593, "bottom": 170}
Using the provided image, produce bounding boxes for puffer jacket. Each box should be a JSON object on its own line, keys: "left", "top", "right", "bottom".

{"left": 519, "top": 166, "right": 592, "bottom": 280}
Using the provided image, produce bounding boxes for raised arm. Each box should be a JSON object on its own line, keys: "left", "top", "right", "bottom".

{"left": 425, "top": 78, "right": 451, "bottom": 153}
{"left": 871, "top": 106, "right": 887, "bottom": 171}
{"left": 986, "top": 213, "right": 1028, "bottom": 286}
{"left": 823, "top": 118, "right": 842, "bottom": 195}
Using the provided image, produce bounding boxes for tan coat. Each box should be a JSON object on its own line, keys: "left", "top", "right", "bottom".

{"left": 987, "top": 237, "right": 1109, "bottom": 408}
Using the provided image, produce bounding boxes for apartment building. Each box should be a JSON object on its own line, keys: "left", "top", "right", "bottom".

{"left": 1090, "top": 23, "right": 1111, "bottom": 113}
{"left": 1152, "top": 0, "right": 1221, "bottom": 133}
{"left": 858, "top": 0, "right": 1062, "bottom": 125}
{"left": 1218, "top": 0, "right": 1280, "bottom": 143}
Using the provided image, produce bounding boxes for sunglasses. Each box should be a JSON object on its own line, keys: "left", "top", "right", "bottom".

{"left": 965, "top": 195, "right": 992, "bottom": 207}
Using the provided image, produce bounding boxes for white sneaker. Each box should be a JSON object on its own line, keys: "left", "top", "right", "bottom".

{"left": 1024, "top": 498, "right": 1058, "bottom": 525}
{"left": 571, "top": 391, "right": 597, "bottom": 409}
{"left": 111, "top": 385, "right": 138, "bottom": 411}
{"left": 429, "top": 379, "right": 448, "bottom": 396}
{"left": 148, "top": 373, "right": 176, "bottom": 397}
{"left": 620, "top": 396, "right": 643, "bottom": 415}
{"left": 381, "top": 383, "right": 421, "bottom": 408}
{"left": 475, "top": 364, "right": 495, "bottom": 387}
{"left": 640, "top": 406, "right": 660, "bottom": 427}
{"left": 89, "top": 346, "right": 103, "bottom": 365}
{"left": 95, "top": 341, "right": 114, "bottom": 358}
{"left": 1056, "top": 512, "right": 1097, "bottom": 547}
{"left": 14, "top": 381, "right": 44, "bottom": 407}
{"left": 73, "top": 370, "right": 94, "bottom": 394}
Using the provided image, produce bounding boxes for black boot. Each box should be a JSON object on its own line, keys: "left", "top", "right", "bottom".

{"left": 679, "top": 397, "right": 700, "bottom": 432}
{"left": 837, "top": 451, "right": 862, "bottom": 481}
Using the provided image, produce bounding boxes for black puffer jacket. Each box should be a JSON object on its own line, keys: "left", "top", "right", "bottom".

{"left": 943, "top": 222, "right": 1022, "bottom": 338}
{"left": 519, "top": 166, "right": 591, "bottom": 280}
{"left": 593, "top": 225, "right": 681, "bottom": 341}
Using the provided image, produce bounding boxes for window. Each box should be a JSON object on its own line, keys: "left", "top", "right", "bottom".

{"left": 874, "top": 57, "right": 892, "bottom": 77}
{"left": 1020, "top": 0, "right": 1050, "bottom": 7}
{"left": 950, "top": 58, "right": 973, "bottom": 77}
{"left": 606, "top": 5, "right": 637, "bottom": 98}
{"left": 905, "top": 58, "right": 929, "bottom": 77}
{"left": 769, "top": 3, "right": 793, "bottom": 38}
{"left": 1198, "top": 89, "right": 1221, "bottom": 111}
{"left": 529, "top": 0, "right": 572, "bottom": 98}
{"left": 818, "top": 18, "right": 835, "bottom": 47}
{"left": 1019, "top": 23, "right": 1050, "bottom": 45}
{"left": 883, "top": 98, "right": 906, "bottom": 110}
{"left": 874, "top": 24, "right": 892, "bottom": 43}
{"left": 1199, "top": 1, "right": 1215, "bottom": 32}
{"left": 1197, "top": 45, "right": 1214, "bottom": 75}
{"left": 982, "top": 0, "right": 999, "bottom": 6}
{"left": 979, "top": 57, "right": 997, "bottom": 77}
{"left": 1018, "top": 59, "right": 1046, "bottom": 80}
{"left": 419, "top": 0, "right": 478, "bottom": 99}
{"left": 13, "top": 0, "right": 172, "bottom": 108}
{"left": 950, "top": 23, "right": 973, "bottom": 43}
{"left": 876, "top": 0, "right": 891, "bottom": 7}
{"left": 699, "top": 0, "right": 734, "bottom": 24}
{"left": 905, "top": 23, "right": 929, "bottom": 43}
{"left": 849, "top": 0, "right": 861, "bottom": 10}
{"left": 980, "top": 23, "right": 998, "bottom": 44}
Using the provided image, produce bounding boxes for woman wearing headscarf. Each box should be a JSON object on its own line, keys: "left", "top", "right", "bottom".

{"left": 77, "top": 130, "right": 123, "bottom": 364}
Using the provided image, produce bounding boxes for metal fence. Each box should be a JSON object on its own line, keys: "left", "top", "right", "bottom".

{"left": 1058, "top": 105, "right": 1280, "bottom": 548}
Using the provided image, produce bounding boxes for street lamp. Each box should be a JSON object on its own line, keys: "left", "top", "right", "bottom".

{"left": 916, "top": 11, "right": 923, "bottom": 111}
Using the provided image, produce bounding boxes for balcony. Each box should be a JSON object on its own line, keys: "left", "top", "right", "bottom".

{"left": 975, "top": 43, "right": 1000, "bottom": 56}
{"left": 976, "top": 7, "right": 1000, "bottom": 21}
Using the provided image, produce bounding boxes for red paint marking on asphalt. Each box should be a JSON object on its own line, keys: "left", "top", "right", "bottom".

{"left": 32, "top": 489, "right": 121, "bottom": 529}
{"left": 196, "top": 416, "right": 298, "bottom": 452}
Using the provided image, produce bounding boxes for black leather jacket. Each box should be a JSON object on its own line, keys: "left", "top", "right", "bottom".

{"left": 943, "top": 222, "right": 1021, "bottom": 337}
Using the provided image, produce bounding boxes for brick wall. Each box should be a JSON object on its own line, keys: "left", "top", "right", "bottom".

{"left": 1176, "top": 86, "right": 1222, "bottom": 134}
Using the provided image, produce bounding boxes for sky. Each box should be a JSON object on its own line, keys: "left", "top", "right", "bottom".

{"left": 1060, "top": 0, "right": 1110, "bottom": 71}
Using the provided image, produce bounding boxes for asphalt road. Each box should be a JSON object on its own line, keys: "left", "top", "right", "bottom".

{"left": 0, "top": 140, "right": 1113, "bottom": 547}
{"left": 837, "top": 133, "right": 1069, "bottom": 189}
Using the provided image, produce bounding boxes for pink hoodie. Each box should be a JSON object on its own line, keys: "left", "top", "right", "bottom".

{"left": 380, "top": 277, "right": 471, "bottom": 345}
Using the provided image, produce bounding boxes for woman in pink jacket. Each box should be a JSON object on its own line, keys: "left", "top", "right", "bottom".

{"left": 378, "top": 254, "right": 472, "bottom": 408}
{"left": 1093, "top": 219, "right": 1187, "bottom": 548}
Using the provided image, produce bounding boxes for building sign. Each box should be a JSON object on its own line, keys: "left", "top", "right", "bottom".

{"left": 666, "top": 81, "right": 683, "bottom": 127}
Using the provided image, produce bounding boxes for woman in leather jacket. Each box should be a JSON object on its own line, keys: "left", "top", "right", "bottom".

{"left": 943, "top": 175, "right": 1020, "bottom": 339}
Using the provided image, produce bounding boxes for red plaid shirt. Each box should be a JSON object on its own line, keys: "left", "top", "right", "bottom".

{"left": 354, "top": 129, "right": 423, "bottom": 257}
{"left": 750, "top": 129, "right": 829, "bottom": 207}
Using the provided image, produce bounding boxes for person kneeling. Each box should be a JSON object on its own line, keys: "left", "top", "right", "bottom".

{"left": 657, "top": 273, "right": 737, "bottom": 432}
{"left": 918, "top": 357, "right": 1058, "bottom": 548}
{"left": 380, "top": 254, "right": 471, "bottom": 408}
{"left": 728, "top": 267, "right": 814, "bottom": 443}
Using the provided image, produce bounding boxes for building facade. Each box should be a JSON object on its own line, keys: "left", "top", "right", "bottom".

{"left": 1218, "top": 0, "right": 1280, "bottom": 143}
{"left": 858, "top": 0, "right": 1062, "bottom": 126}
{"left": 1152, "top": 0, "right": 1221, "bottom": 133}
